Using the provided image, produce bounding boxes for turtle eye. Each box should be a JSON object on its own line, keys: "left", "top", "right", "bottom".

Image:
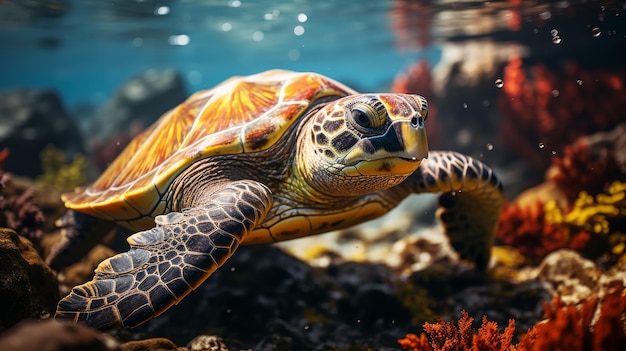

{"left": 348, "top": 102, "right": 386, "bottom": 134}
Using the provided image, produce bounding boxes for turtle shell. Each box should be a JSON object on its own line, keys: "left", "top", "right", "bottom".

{"left": 64, "top": 70, "right": 356, "bottom": 229}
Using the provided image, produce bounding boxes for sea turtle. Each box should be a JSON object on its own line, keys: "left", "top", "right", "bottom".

{"left": 50, "top": 70, "right": 503, "bottom": 330}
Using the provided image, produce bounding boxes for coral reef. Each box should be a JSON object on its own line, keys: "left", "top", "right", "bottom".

{"left": 496, "top": 200, "right": 588, "bottom": 264}
{"left": 548, "top": 140, "right": 622, "bottom": 203}
{"left": 497, "top": 179, "right": 626, "bottom": 266}
{"left": 36, "top": 144, "right": 88, "bottom": 194}
{"left": 398, "top": 310, "right": 516, "bottom": 351}
{"left": 545, "top": 181, "right": 626, "bottom": 264}
{"left": 499, "top": 57, "right": 626, "bottom": 169}
{"left": 0, "top": 153, "right": 45, "bottom": 244}
{"left": 398, "top": 284, "right": 626, "bottom": 351}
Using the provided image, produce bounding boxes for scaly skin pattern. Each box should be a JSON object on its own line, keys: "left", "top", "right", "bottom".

{"left": 54, "top": 70, "right": 504, "bottom": 330}
{"left": 393, "top": 151, "right": 503, "bottom": 269}
{"left": 56, "top": 180, "right": 272, "bottom": 330}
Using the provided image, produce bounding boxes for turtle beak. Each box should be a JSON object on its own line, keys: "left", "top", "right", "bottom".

{"left": 343, "top": 116, "right": 429, "bottom": 167}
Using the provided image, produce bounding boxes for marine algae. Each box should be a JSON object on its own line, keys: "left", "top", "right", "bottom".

{"left": 36, "top": 145, "right": 88, "bottom": 193}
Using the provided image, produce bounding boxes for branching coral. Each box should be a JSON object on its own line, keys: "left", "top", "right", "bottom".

{"left": 0, "top": 150, "right": 45, "bottom": 244}
{"left": 399, "top": 284, "right": 626, "bottom": 351}
{"left": 499, "top": 57, "right": 626, "bottom": 169}
{"left": 548, "top": 140, "right": 622, "bottom": 203}
{"left": 36, "top": 145, "right": 88, "bottom": 193}
{"left": 545, "top": 181, "right": 626, "bottom": 263}
{"left": 496, "top": 201, "right": 588, "bottom": 264}
{"left": 398, "top": 310, "right": 515, "bottom": 351}
{"left": 518, "top": 284, "right": 626, "bottom": 351}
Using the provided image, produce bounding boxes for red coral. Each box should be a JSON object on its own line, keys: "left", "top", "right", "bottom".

{"left": 0, "top": 157, "right": 45, "bottom": 244}
{"left": 519, "top": 284, "right": 626, "bottom": 351}
{"left": 499, "top": 57, "right": 626, "bottom": 169}
{"left": 496, "top": 201, "right": 588, "bottom": 263}
{"left": 398, "top": 311, "right": 515, "bottom": 351}
{"left": 389, "top": 0, "right": 434, "bottom": 51}
{"left": 399, "top": 333, "right": 433, "bottom": 351}
{"left": 0, "top": 147, "right": 8, "bottom": 171}
{"left": 549, "top": 140, "right": 622, "bottom": 203}
{"left": 400, "top": 285, "right": 626, "bottom": 351}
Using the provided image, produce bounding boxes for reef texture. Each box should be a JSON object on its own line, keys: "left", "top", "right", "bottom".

{"left": 398, "top": 283, "right": 626, "bottom": 351}
{"left": 36, "top": 144, "right": 89, "bottom": 194}
{"left": 496, "top": 123, "right": 626, "bottom": 266}
{"left": 499, "top": 57, "right": 626, "bottom": 169}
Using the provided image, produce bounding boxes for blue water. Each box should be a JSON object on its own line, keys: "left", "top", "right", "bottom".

{"left": 0, "top": 0, "right": 439, "bottom": 110}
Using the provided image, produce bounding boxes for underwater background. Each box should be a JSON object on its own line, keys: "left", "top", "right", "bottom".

{"left": 1, "top": 0, "right": 625, "bottom": 350}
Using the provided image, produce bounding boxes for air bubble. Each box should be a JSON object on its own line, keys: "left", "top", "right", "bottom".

{"left": 550, "top": 29, "right": 558, "bottom": 36}
{"left": 40, "top": 310, "right": 50, "bottom": 319}
{"left": 552, "top": 90, "right": 560, "bottom": 97}
{"left": 486, "top": 143, "right": 494, "bottom": 151}
{"left": 252, "top": 31, "right": 264, "bottom": 41}
{"left": 538, "top": 143, "right": 545, "bottom": 149}
{"left": 552, "top": 35, "right": 562, "bottom": 44}
{"left": 495, "top": 79, "right": 504, "bottom": 88}
{"left": 577, "top": 79, "right": 583, "bottom": 85}
{"left": 463, "top": 103, "right": 468, "bottom": 108}
{"left": 592, "top": 27, "right": 601, "bottom": 37}
{"left": 294, "top": 25, "right": 305, "bottom": 36}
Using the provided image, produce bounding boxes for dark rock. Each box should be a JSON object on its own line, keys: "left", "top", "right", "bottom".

{"left": 0, "top": 227, "right": 59, "bottom": 332}
{"left": 0, "top": 89, "right": 84, "bottom": 177}
{"left": 122, "top": 337, "right": 183, "bottom": 351}
{"left": 0, "top": 319, "right": 121, "bottom": 351}
{"left": 119, "top": 245, "right": 414, "bottom": 350}
{"left": 86, "top": 69, "right": 187, "bottom": 171}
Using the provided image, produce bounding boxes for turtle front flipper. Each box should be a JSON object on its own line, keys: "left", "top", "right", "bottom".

{"left": 406, "top": 151, "right": 504, "bottom": 269}
{"left": 55, "top": 180, "right": 272, "bottom": 330}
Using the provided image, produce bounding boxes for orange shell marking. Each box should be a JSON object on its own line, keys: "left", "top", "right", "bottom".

{"left": 62, "top": 70, "right": 355, "bottom": 229}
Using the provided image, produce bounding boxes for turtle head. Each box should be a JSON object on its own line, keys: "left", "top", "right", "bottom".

{"left": 299, "top": 93, "right": 429, "bottom": 196}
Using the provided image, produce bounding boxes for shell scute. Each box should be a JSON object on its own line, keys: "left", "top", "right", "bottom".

{"left": 64, "top": 70, "right": 355, "bottom": 228}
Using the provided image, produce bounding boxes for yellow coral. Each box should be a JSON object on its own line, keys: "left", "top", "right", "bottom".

{"left": 545, "top": 181, "right": 626, "bottom": 259}
{"left": 37, "top": 145, "right": 88, "bottom": 193}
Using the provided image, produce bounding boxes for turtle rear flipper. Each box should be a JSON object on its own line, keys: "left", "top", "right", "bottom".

{"left": 47, "top": 210, "right": 115, "bottom": 270}
{"left": 55, "top": 180, "right": 272, "bottom": 330}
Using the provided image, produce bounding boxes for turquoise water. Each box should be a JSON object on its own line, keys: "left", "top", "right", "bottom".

{"left": 0, "top": 0, "right": 624, "bottom": 119}
{"left": 0, "top": 0, "right": 440, "bottom": 109}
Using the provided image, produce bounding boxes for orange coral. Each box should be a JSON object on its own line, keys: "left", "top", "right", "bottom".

{"left": 549, "top": 140, "right": 621, "bottom": 203}
{"left": 519, "top": 284, "right": 626, "bottom": 351}
{"left": 399, "top": 333, "right": 433, "bottom": 351}
{"left": 496, "top": 201, "right": 588, "bottom": 263}
{"left": 400, "top": 285, "right": 626, "bottom": 351}
{"left": 398, "top": 311, "right": 515, "bottom": 351}
{"left": 499, "top": 57, "right": 626, "bottom": 169}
